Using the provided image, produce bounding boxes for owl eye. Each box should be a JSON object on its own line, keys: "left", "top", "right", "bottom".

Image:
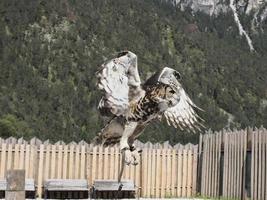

{"left": 169, "top": 89, "right": 175, "bottom": 94}
{"left": 174, "top": 71, "right": 181, "bottom": 80}
{"left": 117, "top": 51, "right": 128, "bottom": 57}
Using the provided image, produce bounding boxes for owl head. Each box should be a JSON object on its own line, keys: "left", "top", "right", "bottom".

{"left": 145, "top": 67, "right": 182, "bottom": 107}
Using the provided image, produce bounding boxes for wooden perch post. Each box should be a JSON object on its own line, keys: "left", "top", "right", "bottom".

{"left": 5, "top": 170, "right": 25, "bottom": 200}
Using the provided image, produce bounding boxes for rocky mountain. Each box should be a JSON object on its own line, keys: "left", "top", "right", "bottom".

{"left": 167, "top": 0, "right": 267, "bottom": 51}
{"left": 169, "top": 0, "right": 265, "bottom": 16}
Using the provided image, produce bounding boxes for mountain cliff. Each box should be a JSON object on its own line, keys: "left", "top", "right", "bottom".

{"left": 167, "top": 0, "right": 267, "bottom": 51}
{"left": 169, "top": 0, "right": 265, "bottom": 16}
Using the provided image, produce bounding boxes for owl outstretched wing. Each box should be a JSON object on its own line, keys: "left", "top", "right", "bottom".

{"left": 163, "top": 88, "right": 204, "bottom": 133}
{"left": 96, "top": 51, "right": 143, "bottom": 116}
{"left": 144, "top": 67, "right": 204, "bottom": 132}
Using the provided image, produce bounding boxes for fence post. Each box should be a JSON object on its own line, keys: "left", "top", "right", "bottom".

{"left": 197, "top": 134, "right": 203, "bottom": 194}
{"left": 5, "top": 169, "right": 25, "bottom": 200}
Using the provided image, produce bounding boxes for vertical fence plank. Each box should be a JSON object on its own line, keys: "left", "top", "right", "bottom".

{"left": 238, "top": 131, "right": 242, "bottom": 198}
{"left": 255, "top": 129, "right": 259, "bottom": 200}
{"left": 44, "top": 144, "right": 50, "bottom": 180}
{"left": 192, "top": 146, "right": 198, "bottom": 196}
{"left": 233, "top": 132, "right": 237, "bottom": 198}
{"left": 50, "top": 145, "right": 56, "bottom": 179}
{"left": 214, "top": 132, "right": 218, "bottom": 196}
{"left": 187, "top": 146, "right": 193, "bottom": 197}
{"left": 80, "top": 145, "right": 86, "bottom": 179}
{"left": 0, "top": 143, "right": 7, "bottom": 178}
{"left": 91, "top": 146, "right": 97, "bottom": 184}
{"left": 98, "top": 146, "right": 103, "bottom": 180}
{"left": 228, "top": 132, "right": 231, "bottom": 198}
{"left": 210, "top": 134, "right": 215, "bottom": 197}
{"left": 202, "top": 136, "right": 206, "bottom": 196}
{"left": 29, "top": 145, "right": 36, "bottom": 179}
{"left": 229, "top": 132, "right": 233, "bottom": 198}
{"left": 177, "top": 148, "right": 182, "bottom": 197}
{"left": 171, "top": 148, "right": 176, "bottom": 197}
{"left": 146, "top": 148, "right": 152, "bottom": 197}
{"left": 25, "top": 144, "right": 30, "bottom": 178}
{"left": 62, "top": 145, "right": 68, "bottom": 179}
{"left": 86, "top": 146, "right": 92, "bottom": 186}
{"left": 206, "top": 134, "right": 210, "bottom": 196}
{"left": 222, "top": 132, "right": 227, "bottom": 197}
{"left": 74, "top": 145, "right": 80, "bottom": 179}
{"left": 198, "top": 134, "right": 203, "bottom": 194}
{"left": 142, "top": 148, "right": 148, "bottom": 197}
{"left": 18, "top": 144, "right": 25, "bottom": 169}
{"left": 230, "top": 132, "right": 234, "bottom": 198}
{"left": 244, "top": 130, "right": 248, "bottom": 198}
{"left": 218, "top": 131, "right": 222, "bottom": 196}
{"left": 68, "top": 144, "right": 75, "bottom": 179}
{"left": 151, "top": 149, "right": 156, "bottom": 197}
{"left": 214, "top": 133, "right": 218, "bottom": 197}
{"left": 251, "top": 129, "right": 255, "bottom": 200}
{"left": 37, "top": 144, "right": 44, "bottom": 198}
{"left": 258, "top": 129, "right": 262, "bottom": 200}
{"left": 167, "top": 148, "right": 171, "bottom": 196}
{"left": 155, "top": 148, "right": 161, "bottom": 198}
{"left": 135, "top": 153, "right": 140, "bottom": 191}
{"left": 201, "top": 135, "right": 207, "bottom": 195}
{"left": 211, "top": 134, "right": 216, "bottom": 197}
{"left": 57, "top": 145, "right": 63, "bottom": 179}
{"left": 224, "top": 131, "right": 231, "bottom": 198}
{"left": 103, "top": 147, "right": 109, "bottom": 179}
{"left": 6, "top": 144, "right": 13, "bottom": 170}
{"left": 182, "top": 148, "right": 187, "bottom": 197}
{"left": 226, "top": 131, "right": 230, "bottom": 198}
{"left": 14, "top": 144, "right": 19, "bottom": 169}
{"left": 242, "top": 130, "right": 246, "bottom": 198}
{"left": 238, "top": 132, "right": 242, "bottom": 198}
{"left": 114, "top": 147, "right": 119, "bottom": 181}
{"left": 160, "top": 148, "right": 166, "bottom": 198}
{"left": 242, "top": 130, "right": 245, "bottom": 198}
{"left": 242, "top": 129, "right": 247, "bottom": 200}
{"left": 109, "top": 147, "right": 114, "bottom": 180}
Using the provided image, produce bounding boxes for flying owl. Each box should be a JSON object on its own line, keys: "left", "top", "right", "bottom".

{"left": 95, "top": 51, "right": 204, "bottom": 165}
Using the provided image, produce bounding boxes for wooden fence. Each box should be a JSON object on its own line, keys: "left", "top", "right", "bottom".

{"left": 1, "top": 127, "right": 266, "bottom": 199}
{"left": 199, "top": 127, "right": 267, "bottom": 200}
{"left": 0, "top": 138, "right": 198, "bottom": 198}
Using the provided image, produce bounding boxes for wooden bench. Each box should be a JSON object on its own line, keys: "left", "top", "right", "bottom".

{"left": 91, "top": 180, "right": 136, "bottom": 199}
{"left": 44, "top": 179, "right": 89, "bottom": 199}
{"left": 0, "top": 179, "right": 35, "bottom": 199}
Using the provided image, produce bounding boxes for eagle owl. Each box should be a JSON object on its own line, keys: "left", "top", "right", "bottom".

{"left": 95, "top": 51, "right": 203, "bottom": 165}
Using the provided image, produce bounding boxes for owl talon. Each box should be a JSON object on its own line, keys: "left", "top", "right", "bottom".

{"left": 123, "top": 149, "right": 134, "bottom": 165}
{"left": 121, "top": 148, "right": 140, "bottom": 165}
{"left": 131, "top": 149, "right": 140, "bottom": 165}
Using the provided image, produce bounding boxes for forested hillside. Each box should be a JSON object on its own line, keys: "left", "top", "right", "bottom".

{"left": 0, "top": 0, "right": 266, "bottom": 144}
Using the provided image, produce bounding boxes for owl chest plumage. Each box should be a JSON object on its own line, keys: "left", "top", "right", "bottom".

{"left": 128, "top": 84, "right": 171, "bottom": 122}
